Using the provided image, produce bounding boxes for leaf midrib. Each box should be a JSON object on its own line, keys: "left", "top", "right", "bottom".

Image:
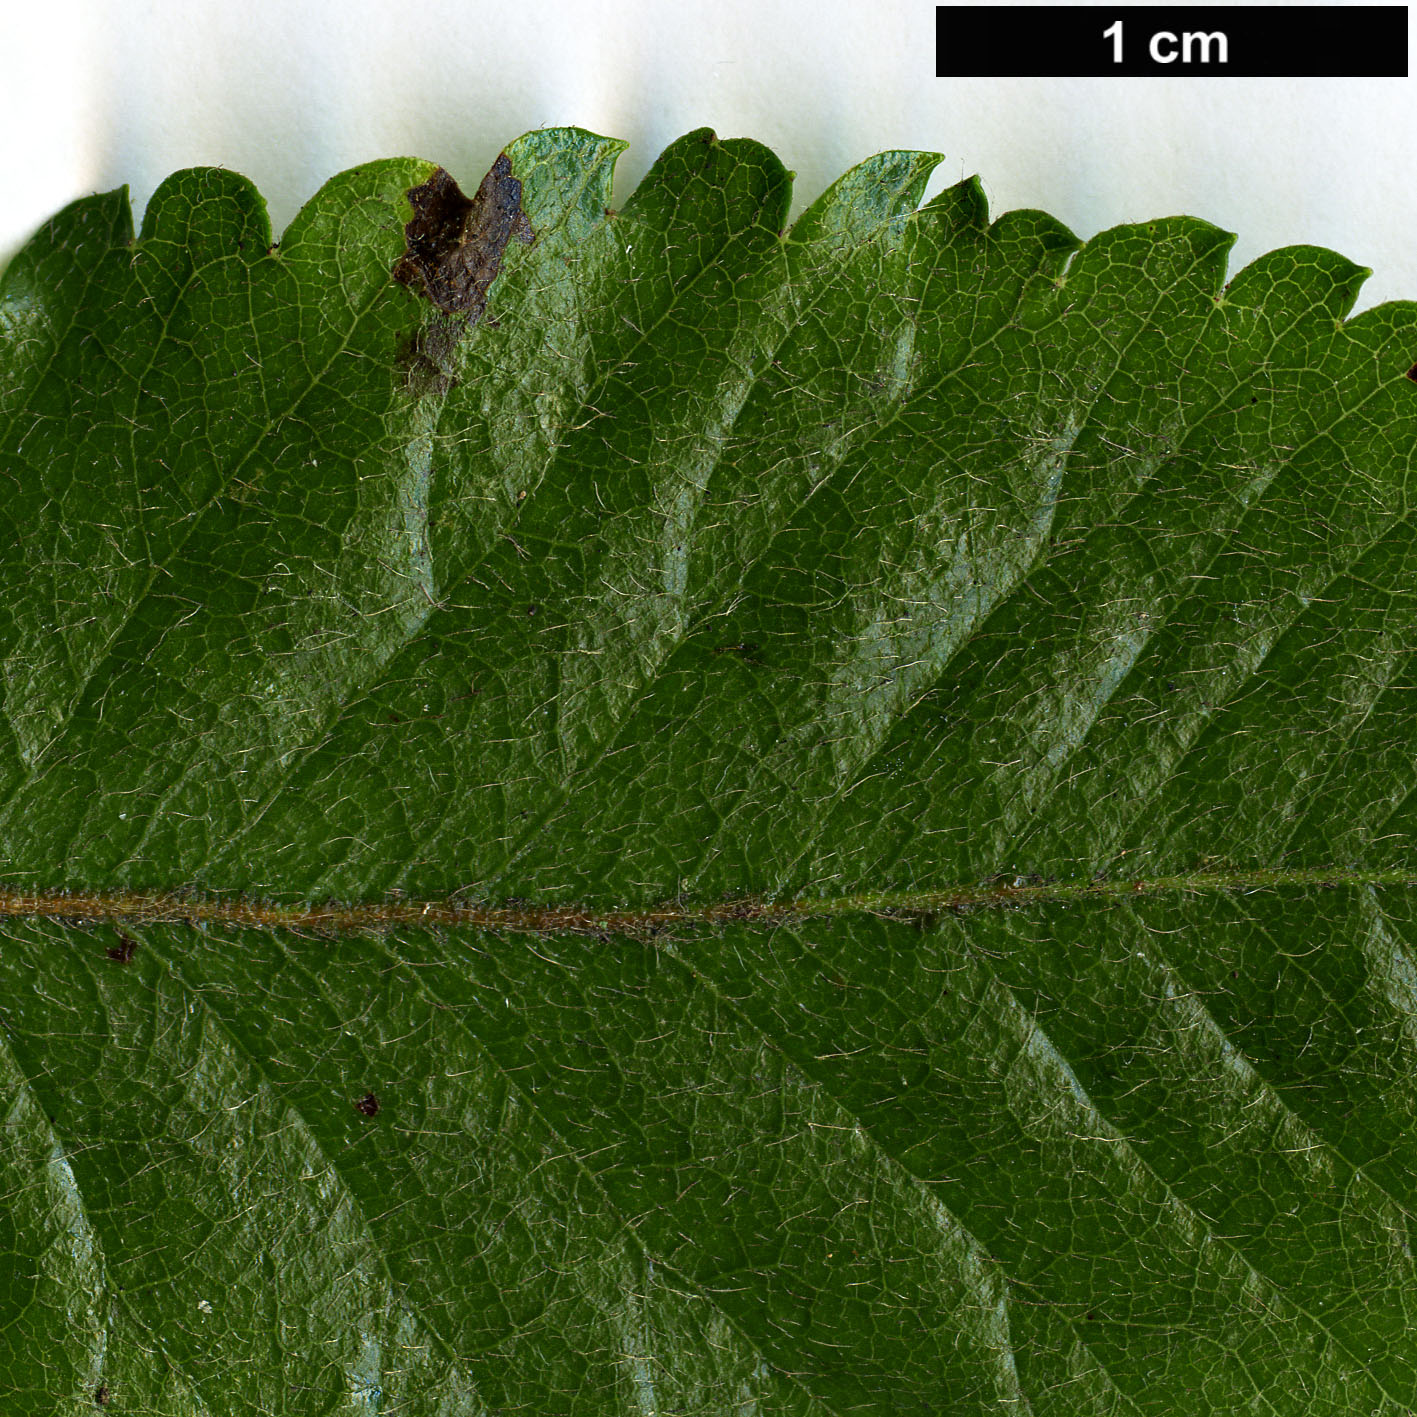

{"left": 6, "top": 867, "right": 1414, "bottom": 936}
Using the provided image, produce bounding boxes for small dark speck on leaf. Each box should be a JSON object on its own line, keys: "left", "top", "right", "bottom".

{"left": 1406, "top": 363, "right": 1417, "bottom": 383}
{"left": 355, "top": 1092, "right": 380, "bottom": 1117}
{"left": 392, "top": 156, "right": 534, "bottom": 321}
{"left": 106, "top": 934, "right": 137, "bottom": 964}
{"left": 95, "top": 1387, "right": 110, "bottom": 1407}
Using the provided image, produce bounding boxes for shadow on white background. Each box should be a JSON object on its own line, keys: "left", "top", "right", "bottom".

{"left": 2, "top": 0, "right": 1414, "bottom": 311}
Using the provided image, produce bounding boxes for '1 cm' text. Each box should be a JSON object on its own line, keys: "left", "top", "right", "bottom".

{"left": 1103, "top": 20, "right": 1229, "bottom": 64}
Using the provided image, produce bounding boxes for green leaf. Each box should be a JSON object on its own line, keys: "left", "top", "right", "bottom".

{"left": 2, "top": 125, "right": 1417, "bottom": 1413}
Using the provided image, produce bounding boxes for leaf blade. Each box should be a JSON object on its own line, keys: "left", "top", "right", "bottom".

{"left": 3, "top": 128, "right": 1417, "bottom": 1413}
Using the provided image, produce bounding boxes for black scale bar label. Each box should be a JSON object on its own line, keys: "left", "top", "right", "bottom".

{"left": 937, "top": 6, "right": 1408, "bottom": 76}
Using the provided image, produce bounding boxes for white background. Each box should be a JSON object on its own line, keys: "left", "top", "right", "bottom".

{"left": 2, "top": 0, "right": 1414, "bottom": 311}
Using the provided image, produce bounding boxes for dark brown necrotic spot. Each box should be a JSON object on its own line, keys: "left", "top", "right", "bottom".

{"left": 1406, "top": 362, "right": 1417, "bottom": 383}
{"left": 106, "top": 933, "right": 137, "bottom": 964}
{"left": 355, "top": 1092, "right": 380, "bottom": 1117}
{"left": 392, "top": 156, "right": 534, "bottom": 321}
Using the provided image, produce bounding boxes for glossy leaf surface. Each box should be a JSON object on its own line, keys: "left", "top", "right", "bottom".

{"left": 2, "top": 127, "right": 1417, "bottom": 1414}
